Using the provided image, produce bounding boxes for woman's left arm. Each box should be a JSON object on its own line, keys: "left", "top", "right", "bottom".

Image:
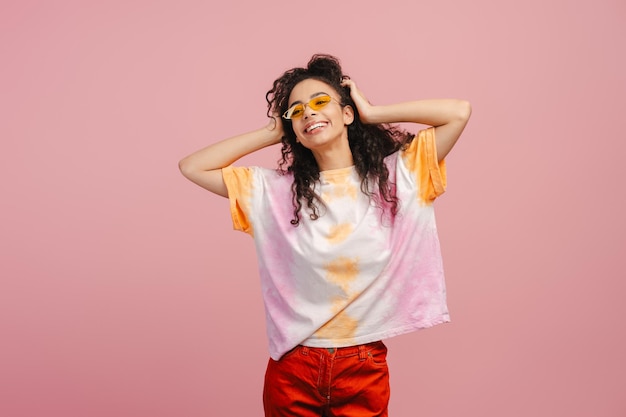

{"left": 342, "top": 79, "right": 471, "bottom": 161}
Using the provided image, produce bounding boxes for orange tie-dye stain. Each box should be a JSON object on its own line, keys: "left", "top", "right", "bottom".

{"left": 325, "top": 256, "right": 359, "bottom": 294}
{"left": 320, "top": 176, "right": 358, "bottom": 203}
{"left": 402, "top": 128, "right": 447, "bottom": 204}
{"left": 314, "top": 307, "right": 359, "bottom": 340}
{"left": 327, "top": 223, "right": 353, "bottom": 245}
{"left": 313, "top": 257, "right": 361, "bottom": 341}
{"left": 223, "top": 167, "right": 256, "bottom": 236}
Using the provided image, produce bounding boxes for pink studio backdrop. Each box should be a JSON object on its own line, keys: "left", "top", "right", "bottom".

{"left": 1, "top": 1, "right": 625, "bottom": 416}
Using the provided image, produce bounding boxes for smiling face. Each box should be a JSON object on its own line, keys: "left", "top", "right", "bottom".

{"left": 287, "top": 79, "right": 354, "bottom": 163}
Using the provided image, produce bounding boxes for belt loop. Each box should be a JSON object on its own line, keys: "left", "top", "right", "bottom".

{"left": 358, "top": 344, "right": 367, "bottom": 361}
{"left": 301, "top": 346, "right": 309, "bottom": 356}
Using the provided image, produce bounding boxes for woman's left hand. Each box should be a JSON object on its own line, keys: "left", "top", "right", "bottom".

{"left": 340, "top": 77, "right": 375, "bottom": 124}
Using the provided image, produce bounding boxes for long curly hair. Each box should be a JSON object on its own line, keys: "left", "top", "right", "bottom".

{"left": 266, "top": 54, "right": 413, "bottom": 226}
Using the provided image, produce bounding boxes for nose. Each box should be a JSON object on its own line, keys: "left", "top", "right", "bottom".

{"left": 302, "top": 104, "right": 316, "bottom": 118}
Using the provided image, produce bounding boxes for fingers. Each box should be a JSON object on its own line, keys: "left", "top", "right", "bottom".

{"left": 340, "top": 77, "right": 360, "bottom": 100}
{"left": 267, "top": 116, "right": 277, "bottom": 130}
{"left": 339, "top": 76, "right": 375, "bottom": 123}
{"left": 266, "top": 115, "right": 284, "bottom": 142}
{"left": 340, "top": 75, "right": 354, "bottom": 90}
{"left": 340, "top": 77, "right": 369, "bottom": 106}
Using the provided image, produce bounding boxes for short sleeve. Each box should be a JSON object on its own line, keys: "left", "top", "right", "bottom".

{"left": 221, "top": 166, "right": 255, "bottom": 235}
{"left": 401, "top": 127, "right": 447, "bottom": 202}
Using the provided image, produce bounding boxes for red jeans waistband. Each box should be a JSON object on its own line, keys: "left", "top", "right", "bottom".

{"left": 297, "top": 341, "right": 385, "bottom": 359}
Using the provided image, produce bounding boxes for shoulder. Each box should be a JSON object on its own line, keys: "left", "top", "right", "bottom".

{"left": 224, "top": 165, "right": 295, "bottom": 192}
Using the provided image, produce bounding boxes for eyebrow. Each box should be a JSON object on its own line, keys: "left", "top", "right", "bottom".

{"left": 288, "top": 92, "right": 329, "bottom": 108}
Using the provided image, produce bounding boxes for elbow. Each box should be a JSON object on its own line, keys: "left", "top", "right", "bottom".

{"left": 178, "top": 156, "right": 194, "bottom": 179}
{"left": 456, "top": 100, "right": 472, "bottom": 122}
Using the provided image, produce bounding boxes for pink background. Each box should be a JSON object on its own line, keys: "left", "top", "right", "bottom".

{"left": 2, "top": 0, "right": 625, "bottom": 416}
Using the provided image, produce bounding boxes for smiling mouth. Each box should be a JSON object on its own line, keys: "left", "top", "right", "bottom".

{"left": 305, "top": 122, "right": 327, "bottom": 133}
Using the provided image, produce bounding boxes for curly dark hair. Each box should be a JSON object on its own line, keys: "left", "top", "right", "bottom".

{"left": 266, "top": 54, "right": 413, "bottom": 226}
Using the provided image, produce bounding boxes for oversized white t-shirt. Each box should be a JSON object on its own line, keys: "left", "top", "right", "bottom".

{"left": 222, "top": 127, "right": 449, "bottom": 360}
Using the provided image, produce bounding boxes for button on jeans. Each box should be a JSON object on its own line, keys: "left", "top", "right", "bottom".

{"left": 263, "top": 341, "right": 390, "bottom": 417}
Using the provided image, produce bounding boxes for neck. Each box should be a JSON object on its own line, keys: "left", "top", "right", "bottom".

{"left": 313, "top": 151, "right": 354, "bottom": 172}
{"left": 311, "top": 136, "right": 354, "bottom": 172}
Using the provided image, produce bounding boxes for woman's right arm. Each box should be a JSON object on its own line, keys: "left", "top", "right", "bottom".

{"left": 178, "top": 118, "right": 283, "bottom": 197}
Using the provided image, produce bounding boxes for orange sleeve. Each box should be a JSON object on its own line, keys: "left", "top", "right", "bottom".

{"left": 221, "top": 166, "right": 255, "bottom": 236}
{"left": 402, "top": 127, "right": 447, "bottom": 203}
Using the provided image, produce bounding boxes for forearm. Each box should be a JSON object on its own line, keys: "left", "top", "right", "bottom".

{"left": 363, "top": 99, "right": 471, "bottom": 161}
{"left": 180, "top": 125, "right": 280, "bottom": 172}
{"left": 178, "top": 122, "right": 282, "bottom": 196}
{"left": 362, "top": 99, "right": 471, "bottom": 127}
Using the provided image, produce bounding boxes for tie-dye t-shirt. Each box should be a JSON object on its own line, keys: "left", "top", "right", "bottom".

{"left": 222, "top": 127, "right": 449, "bottom": 360}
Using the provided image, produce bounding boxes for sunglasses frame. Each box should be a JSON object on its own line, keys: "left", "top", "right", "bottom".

{"left": 282, "top": 94, "right": 339, "bottom": 120}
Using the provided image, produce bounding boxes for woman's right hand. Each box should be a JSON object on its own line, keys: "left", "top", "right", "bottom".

{"left": 179, "top": 114, "right": 286, "bottom": 197}
{"left": 266, "top": 113, "right": 285, "bottom": 144}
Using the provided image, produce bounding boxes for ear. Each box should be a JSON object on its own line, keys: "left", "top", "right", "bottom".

{"left": 343, "top": 105, "right": 354, "bottom": 126}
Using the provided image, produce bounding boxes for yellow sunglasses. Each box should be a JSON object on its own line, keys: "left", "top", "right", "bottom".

{"left": 282, "top": 94, "right": 338, "bottom": 120}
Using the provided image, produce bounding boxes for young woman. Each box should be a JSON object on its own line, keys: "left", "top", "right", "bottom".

{"left": 179, "top": 54, "right": 471, "bottom": 416}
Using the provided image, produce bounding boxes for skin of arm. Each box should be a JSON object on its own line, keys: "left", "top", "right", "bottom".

{"left": 178, "top": 118, "right": 283, "bottom": 197}
{"left": 179, "top": 81, "right": 470, "bottom": 198}
{"left": 342, "top": 79, "right": 471, "bottom": 162}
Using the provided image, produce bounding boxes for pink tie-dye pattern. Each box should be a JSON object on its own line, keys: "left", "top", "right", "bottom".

{"left": 223, "top": 128, "right": 449, "bottom": 360}
{"left": 383, "top": 212, "right": 447, "bottom": 326}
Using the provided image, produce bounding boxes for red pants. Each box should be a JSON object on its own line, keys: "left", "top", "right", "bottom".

{"left": 263, "top": 341, "right": 390, "bottom": 417}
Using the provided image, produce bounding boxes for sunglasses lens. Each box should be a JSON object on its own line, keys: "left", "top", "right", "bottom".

{"left": 309, "top": 95, "right": 332, "bottom": 110}
{"left": 284, "top": 104, "right": 304, "bottom": 120}
{"left": 283, "top": 95, "right": 333, "bottom": 119}
{"left": 290, "top": 105, "right": 305, "bottom": 119}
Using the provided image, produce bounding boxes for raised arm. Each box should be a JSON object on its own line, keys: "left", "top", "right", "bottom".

{"left": 178, "top": 118, "right": 283, "bottom": 197}
{"left": 341, "top": 79, "right": 471, "bottom": 162}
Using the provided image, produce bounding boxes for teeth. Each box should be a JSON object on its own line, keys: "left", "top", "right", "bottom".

{"left": 306, "top": 122, "right": 325, "bottom": 133}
